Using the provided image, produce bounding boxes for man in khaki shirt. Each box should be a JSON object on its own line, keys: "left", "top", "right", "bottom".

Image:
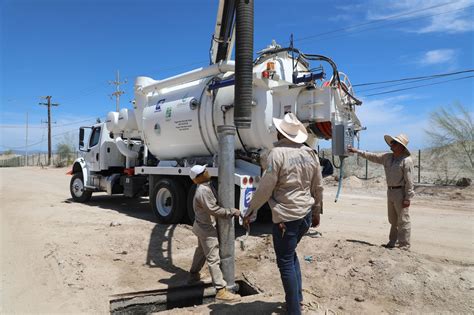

{"left": 244, "top": 113, "right": 323, "bottom": 315}
{"left": 349, "top": 133, "right": 414, "bottom": 250}
{"left": 188, "top": 164, "right": 241, "bottom": 302}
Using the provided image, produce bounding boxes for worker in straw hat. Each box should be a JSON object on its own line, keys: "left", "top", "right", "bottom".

{"left": 244, "top": 112, "right": 323, "bottom": 315}
{"left": 348, "top": 134, "right": 414, "bottom": 250}
{"left": 187, "top": 164, "right": 242, "bottom": 302}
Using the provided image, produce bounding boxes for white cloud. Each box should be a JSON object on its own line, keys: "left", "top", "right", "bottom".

{"left": 351, "top": 95, "right": 430, "bottom": 151}
{"left": 419, "top": 49, "right": 457, "bottom": 66}
{"left": 366, "top": 0, "right": 474, "bottom": 34}
{"left": 328, "top": 14, "right": 352, "bottom": 22}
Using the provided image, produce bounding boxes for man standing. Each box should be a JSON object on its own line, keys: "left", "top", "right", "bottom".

{"left": 348, "top": 134, "right": 414, "bottom": 250}
{"left": 244, "top": 113, "right": 323, "bottom": 315}
{"left": 188, "top": 164, "right": 241, "bottom": 302}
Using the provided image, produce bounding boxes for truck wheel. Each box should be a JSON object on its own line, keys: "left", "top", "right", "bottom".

{"left": 70, "top": 173, "right": 92, "bottom": 202}
{"left": 151, "top": 178, "right": 186, "bottom": 224}
{"left": 186, "top": 184, "right": 197, "bottom": 224}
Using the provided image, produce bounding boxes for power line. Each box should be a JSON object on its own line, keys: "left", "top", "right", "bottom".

{"left": 354, "top": 69, "right": 474, "bottom": 93}
{"left": 54, "top": 118, "right": 99, "bottom": 127}
{"left": 42, "top": 3, "right": 472, "bottom": 109}
{"left": 0, "top": 117, "right": 101, "bottom": 129}
{"left": 293, "top": 1, "right": 469, "bottom": 43}
{"left": 0, "top": 125, "right": 45, "bottom": 129}
{"left": 0, "top": 127, "right": 78, "bottom": 150}
{"left": 303, "top": 6, "right": 473, "bottom": 46}
{"left": 357, "top": 76, "right": 452, "bottom": 93}
{"left": 58, "top": 60, "right": 208, "bottom": 106}
{"left": 361, "top": 75, "right": 474, "bottom": 97}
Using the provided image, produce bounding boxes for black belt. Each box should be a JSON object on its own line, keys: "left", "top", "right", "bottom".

{"left": 388, "top": 186, "right": 403, "bottom": 190}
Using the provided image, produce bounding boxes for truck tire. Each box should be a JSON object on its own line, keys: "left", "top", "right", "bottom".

{"left": 186, "top": 184, "right": 197, "bottom": 224}
{"left": 70, "top": 173, "right": 92, "bottom": 202}
{"left": 151, "top": 178, "right": 186, "bottom": 224}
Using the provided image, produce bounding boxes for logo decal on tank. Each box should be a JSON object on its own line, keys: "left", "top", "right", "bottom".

{"left": 165, "top": 107, "right": 172, "bottom": 121}
{"left": 155, "top": 99, "right": 165, "bottom": 112}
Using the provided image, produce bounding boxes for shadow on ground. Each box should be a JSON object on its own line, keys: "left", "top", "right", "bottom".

{"left": 346, "top": 239, "right": 377, "bottom": 246}
{"left": 64, "top": 194, "right": 155, "bottom": 222}
{"left": 208, "top": 300, "right": 284, "bottom": 314}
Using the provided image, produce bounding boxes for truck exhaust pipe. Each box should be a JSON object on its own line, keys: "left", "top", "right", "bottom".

{"left": 234, "top": 0, "right": 254, "bottom": 129}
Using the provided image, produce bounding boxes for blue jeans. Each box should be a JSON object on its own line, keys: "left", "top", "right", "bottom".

{"left": 272, "top": 211, "right": 312, "bottom": 315}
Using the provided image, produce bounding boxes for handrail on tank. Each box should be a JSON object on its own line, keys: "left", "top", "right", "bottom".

{"left": 136, "top": 60, "right": 236, "bottom": 95}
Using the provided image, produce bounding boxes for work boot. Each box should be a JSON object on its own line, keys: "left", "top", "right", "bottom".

{"left": 398, "top": 243, "right": 410, "bottom": 251}
{"left": 382, "top": 241, "right": 396, "bottom": 249}
{"left": 187, "top": 272, "right": 201, "bottom": 284}
{"left": 215, "top": 288, "right": 241, "bottom": 302}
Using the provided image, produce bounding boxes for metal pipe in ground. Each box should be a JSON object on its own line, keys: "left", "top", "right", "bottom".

{"left": 217, "top": 125, "right": 236, "bottom": 290}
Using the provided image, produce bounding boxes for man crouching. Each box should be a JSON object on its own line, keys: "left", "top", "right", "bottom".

{"left": 188, "top": 164, "right": 242, "bottom": 302}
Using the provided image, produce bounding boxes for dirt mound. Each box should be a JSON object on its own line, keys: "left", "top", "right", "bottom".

{"left": 415, "top": 184, "right": 474, "bottom": 201}
{"left": 324, "top": 175, "right": 386, "bottom": 190}
{"left": 344, "top": 176, "right": 365, "bottom": 188}
{"left": 232, "top": 234, "right": 474, "bottom": 314}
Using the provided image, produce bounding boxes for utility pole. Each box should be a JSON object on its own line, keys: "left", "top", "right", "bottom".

{"left": 109, "top": 70, "right": 127, "bottom": 112}
{"left": 25, "top": 112, "right": 28, "bottom": 167}
{"left": 39, "top": 96, "right": 59, "bottom": 165}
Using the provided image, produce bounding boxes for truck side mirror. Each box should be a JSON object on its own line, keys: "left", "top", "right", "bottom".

{"left": 79, "top": 128, "right": 86, "bottom": 151}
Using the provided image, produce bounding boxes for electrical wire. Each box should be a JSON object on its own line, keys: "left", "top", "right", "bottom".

{"left": 361, "top": 75, "right": 474, "bottom": 97}
{"left": 0, "top": 127, "right": 78, "bottom": 150}
{"left": 298, "top": 6, "right": 472, "bottom": 46}
{"left": 0, "top": 117, "right": 102, "bottom": 129}
{"left": 356, "top": 72, "right": 473, "bottom": 93}
{"left": 353, "top": 69, "right": 474, "bottom": 87}
{"left": 293, "top": 2, "right": 472, "bottom": 44}
{"left": 5, "top": 2, "right": 471, "bottom": 112}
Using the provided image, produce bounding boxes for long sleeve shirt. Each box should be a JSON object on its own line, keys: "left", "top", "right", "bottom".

{"left": 358, "top": 151, "right": 415, "bottom": 200}
{"left": 192, "top": 182, "right": 238, "bottom": 238}
{"left": 247, "top": 138, "right": 323, "bottom": 224}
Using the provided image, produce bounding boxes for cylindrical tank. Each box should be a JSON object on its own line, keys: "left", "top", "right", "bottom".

{"left": 118, "top": 108, "right": 138, "bottom": 132}
{"left": 138, "top": 50, "right": 355, "bottom": 160}
{"left": 106, "top": 111, "right": 120, "bottom": 134}
{"left": 141, "top": 76, "right": 281, "bottom": 160}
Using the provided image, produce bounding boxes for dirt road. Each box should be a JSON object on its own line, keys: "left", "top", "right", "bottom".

{"left": 1, "top": 167, "right": 473, "bottom": 313}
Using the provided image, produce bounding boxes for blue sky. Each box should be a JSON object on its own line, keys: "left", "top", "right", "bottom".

{"left": 1, "top": 0, "right": 473, "bottom": 152}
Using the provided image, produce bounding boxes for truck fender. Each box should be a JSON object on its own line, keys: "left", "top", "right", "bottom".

{"left": 70, "top": 157, "right": 90, "bottom": 187}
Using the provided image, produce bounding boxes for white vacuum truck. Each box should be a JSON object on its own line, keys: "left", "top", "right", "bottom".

{"left": 68, "top": 40, "right": 362, "bottom": 224}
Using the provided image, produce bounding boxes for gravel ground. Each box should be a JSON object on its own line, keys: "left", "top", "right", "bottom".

{"left": 1, "top": 167, "right": 473, "bottom": 314}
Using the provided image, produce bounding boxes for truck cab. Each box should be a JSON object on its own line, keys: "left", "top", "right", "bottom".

{"left": 79, "top": 123, "right": 125, "bottom": 173}
{"left": 70, "top": 122, "right": 134, "bottom": 203}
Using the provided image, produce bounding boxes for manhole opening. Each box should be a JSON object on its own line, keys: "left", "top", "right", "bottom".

{"left": 110, "top": 279, "right": 260, "bottom": 314}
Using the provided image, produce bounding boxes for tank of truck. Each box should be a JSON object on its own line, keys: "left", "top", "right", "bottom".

{"left": 107, "top": 49, "right": 360, "bottom": 160}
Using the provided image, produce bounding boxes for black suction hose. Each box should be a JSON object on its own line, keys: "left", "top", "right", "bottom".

{"left": 234, "top": 0, "right": 254, "bottom": 129}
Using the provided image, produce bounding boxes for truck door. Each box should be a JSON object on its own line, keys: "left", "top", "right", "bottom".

{"left": 87, "top": 126, "right": 102, "bottom": 172}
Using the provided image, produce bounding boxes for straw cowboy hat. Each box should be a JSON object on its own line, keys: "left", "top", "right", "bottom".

{"left": 273, "top": 113, "right": 308, "bottom": 143}
{"left": 384, "top": 133, "right": 410, "bottom": 154}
